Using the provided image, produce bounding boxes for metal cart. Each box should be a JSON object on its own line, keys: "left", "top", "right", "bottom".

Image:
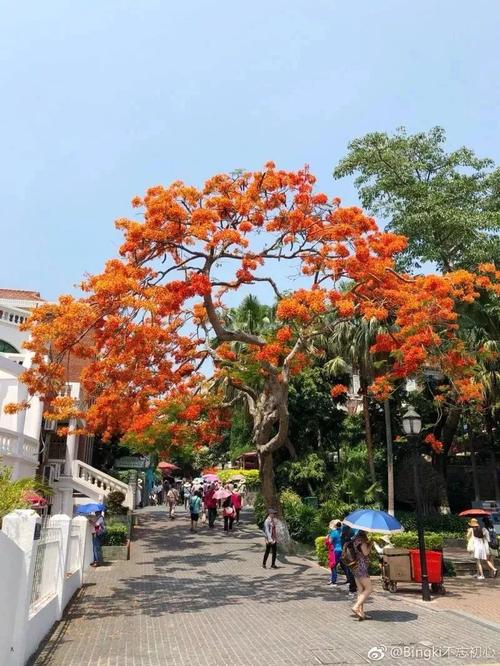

{"left": 381, "top": 547, "right": 446, "bottom": 595}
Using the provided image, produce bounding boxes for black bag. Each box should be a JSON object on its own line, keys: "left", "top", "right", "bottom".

{"left": 473, "top": 526, "right": 483, "bottom": 539}
{"left": 341, "top": 539, "right": 359, "bottom": 570}
{"left": 487, "top": 527, "right": 499, "bottom": 550}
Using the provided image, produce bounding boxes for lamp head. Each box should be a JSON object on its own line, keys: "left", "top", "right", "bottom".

{"left": 402, "top": 406, "right": 422, "bottom": 435}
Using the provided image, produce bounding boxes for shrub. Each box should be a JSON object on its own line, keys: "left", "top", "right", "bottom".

{"left": 396, "top": 511, "right": 467, "bottom": 536}
{"left": 316, "top": 499, "right": 358, "bottom": 534}
{"left": 315, "top": 536, "right": 328, "bottom": 566}
{"left": 102, "top": 522, "right": 128, "bottom": 546}
{"left": 443, "top": 559, "right": 456, "bottom": 577}
{"left": 391, "top": 531, "right": 443, "bottom": 550}
{"left": 217, "top": 468, "right": 260, "bottom": 488}
{"left": 253, "top": 493, "right": 266, "bottom": 527}
{"left": 106, "top": 491, "right": 127, "bottom": 515}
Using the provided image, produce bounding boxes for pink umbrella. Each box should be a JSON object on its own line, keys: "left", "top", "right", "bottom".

{"left": 213, "top": 488, "right": 231, "bottom": 500}
{"left": 203, "top": 473, "right": 220, "bottom": 482}
{"left": 157, "top": 462, "right": 179, "bottom": 471}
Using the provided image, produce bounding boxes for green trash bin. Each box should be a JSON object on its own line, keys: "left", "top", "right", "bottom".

{"left": 303, "top": 496, "right": 319, "bottom": 509}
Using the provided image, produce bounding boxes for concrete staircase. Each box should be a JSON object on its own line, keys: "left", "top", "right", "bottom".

{"left": 71, "top": 460, "right": 135, "bottom": 509}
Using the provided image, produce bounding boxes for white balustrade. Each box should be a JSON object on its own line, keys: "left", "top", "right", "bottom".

{"left": 0, "top": 304, "right": 29, "bottom": 326}
{"left": 72, "top": 459, "right": 128, "bottom": 494}
{"left": 71, "top": 460, "right": 135, "bottom": 509}
{"left": 0, "top": 428, "right": 39, "bottom": 462}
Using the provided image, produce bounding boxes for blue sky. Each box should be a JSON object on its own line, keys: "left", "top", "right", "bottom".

{"left": 1, "top": 0, "right": 499, "bottom": 301}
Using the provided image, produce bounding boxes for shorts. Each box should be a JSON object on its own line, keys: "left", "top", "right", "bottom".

{"left": 190, "top": 513, "right": 199, "bottom": 522}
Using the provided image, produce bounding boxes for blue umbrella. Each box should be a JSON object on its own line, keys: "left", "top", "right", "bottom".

{"left": 343, "top": 509, "right": 404, "bottom": 534}
{"left": 75, "top": 503, "right": 106, "bottom": 515}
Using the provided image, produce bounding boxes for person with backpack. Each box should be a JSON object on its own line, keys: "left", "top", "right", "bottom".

{"left": 222, "top": 496, "right": 236, "bottom": 533}
{"left": 90, "top": 510, "right": 106, "bottom": 567}
{"left": 340, "top": 524, "right": 357, "bottom": 597}
{"left": 483, "top": 516, "right": 499, "bottom": 568}
{"left": 347, "top": 530, "right": 374, "bottom": 620}
{"left": 467, "top": 518, "right": 498, "bottom": 579}
{"left": 231, "top": 487, "right": 243, "bottom": 523}
{"left": 189, "top": 489, "right": 203, "bottom": 532}
{"left": 325, "top": 520, "right": 348, "bottom": 586}
{"left": 204, "top": 484, "right": 218, "bottom": 528}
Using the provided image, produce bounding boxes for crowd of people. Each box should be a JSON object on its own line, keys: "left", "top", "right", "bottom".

{"left": 151, "top": 475, "right": 245, "bottom": 534}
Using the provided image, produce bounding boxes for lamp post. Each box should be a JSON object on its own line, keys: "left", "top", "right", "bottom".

{"left": 402, "top": 407, "right": 431, "bottom": 602}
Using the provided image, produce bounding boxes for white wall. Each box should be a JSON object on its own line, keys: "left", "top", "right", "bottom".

{"left": 0, "top": 511, "right": 92, "bottom": 665}
{"left": 0, "top": 532, "right": 23, "bottom": 664}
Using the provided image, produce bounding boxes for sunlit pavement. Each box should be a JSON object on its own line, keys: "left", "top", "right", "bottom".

{"left": 30, "top": 507, "right": 500, "bottom": 666}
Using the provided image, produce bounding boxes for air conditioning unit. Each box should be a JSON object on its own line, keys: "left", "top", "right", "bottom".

{"left": 43, "top": 419, "right": 57, "bottom": 431}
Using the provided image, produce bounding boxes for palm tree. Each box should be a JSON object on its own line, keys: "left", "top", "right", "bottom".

{"left": 322, "top": 317, "right": 383, "bottom": 484}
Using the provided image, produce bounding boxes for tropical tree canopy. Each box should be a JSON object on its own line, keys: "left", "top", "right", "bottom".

{"left": 334, "top": 126, "right": 500, "bottom": 272}
{"left": 11, "top": 163, "right": 499, "bottom": 508}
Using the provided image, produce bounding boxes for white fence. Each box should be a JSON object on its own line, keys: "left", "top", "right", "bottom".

{"left": 0, "top": 510, "right": 92, "bottom": 666}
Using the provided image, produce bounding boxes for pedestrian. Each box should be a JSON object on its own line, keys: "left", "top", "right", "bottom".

{"left": 204, "top": 484, "right": 218, "bottom": 528}
{"left": 467, "top": 518, "right": 497, "bottom": 579}
{"left": 90, "top": 510, "right": 105, "bottom": 567}
{"left": 262, "top": 508, "right": 279, "bottom": 569}
{"left": 222, "top": 496, "right": 236, "bottom": 533}
{"left": 183, "top": 480, "right": 192, "bottom": 511}
{"left": 350, "top": 530, "right": 374, "bottom": 620}
{"left": 341, "top": 524, "right": 357, "bottom": 597}
{"left": 483, "top": 516, "right": 499, "bottom": 568}
{"left": 325, "top": 520, "right": 349, "bottom": 586}
{"left": 231, "top": 487, "right": 243, "bottom": 523}
{"left": 166, "top": 486, "right": 178, "bottom": 520}
{"left": 189, "top": 489, "right": 203, "bottom": 532}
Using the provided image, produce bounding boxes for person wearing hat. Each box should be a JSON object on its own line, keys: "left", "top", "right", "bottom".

{"left": 262, "top": 508, "right": 279, "bottom": 569}
{"left": 466, "top": 518, "right": 497, "bottom": 580}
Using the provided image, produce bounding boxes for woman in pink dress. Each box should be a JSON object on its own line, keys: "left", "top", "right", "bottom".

{"left": 231, "top": 488, "right": 243, "bottom": 523}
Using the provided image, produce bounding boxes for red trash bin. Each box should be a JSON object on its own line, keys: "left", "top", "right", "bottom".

{"left": 409, "top": 549, "right": 443, "bottom": 584}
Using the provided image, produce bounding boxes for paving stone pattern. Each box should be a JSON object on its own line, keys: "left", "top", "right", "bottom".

{"left": 31, "top": 507, "right": 500, "bottom": 666}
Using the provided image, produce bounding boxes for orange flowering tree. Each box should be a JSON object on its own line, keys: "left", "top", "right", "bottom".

{"left": 15, "top": 163, "right": 499, "bottom": 515}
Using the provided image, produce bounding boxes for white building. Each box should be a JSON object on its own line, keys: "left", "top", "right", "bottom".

{"left": 0, "top": 289, "right": 134, "bottom": 515}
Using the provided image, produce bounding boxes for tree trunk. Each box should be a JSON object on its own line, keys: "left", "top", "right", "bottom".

{"left": 384, "top": 400, "right": 395, "bottom": 516}
{"left": 435, "top": 407, "right": 461, "bottom": 513}
{"left": 361, "top": 388, "right": 376, "bottom": 484}
{"left": 259, "top": 450, "right": 279, "bottom": 511}
{"left": 466, "top": 426, "right": 481, "bottom": 502}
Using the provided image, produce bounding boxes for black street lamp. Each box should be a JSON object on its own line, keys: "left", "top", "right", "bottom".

{"left": 402, "top": 407, "right": 431, "bottom": 602}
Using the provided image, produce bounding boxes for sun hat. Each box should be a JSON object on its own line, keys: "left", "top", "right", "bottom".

{"left": 468, "top": 518, "right": 479, "bottom": 527}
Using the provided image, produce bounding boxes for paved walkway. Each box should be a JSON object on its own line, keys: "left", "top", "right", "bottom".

{"left": 31, "top": 508, "right": 500, "bottom": 666}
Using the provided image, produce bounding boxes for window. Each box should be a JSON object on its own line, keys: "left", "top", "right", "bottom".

{"left": 0, "top": 339, "right": 19, "bottom": 353}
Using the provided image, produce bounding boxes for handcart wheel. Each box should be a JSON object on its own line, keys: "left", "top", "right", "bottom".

{"left": 389, "top": 581, "right": 398, "bottom": 593}
{"left": 431, "top": 583, "right": 446, "bottom": 595}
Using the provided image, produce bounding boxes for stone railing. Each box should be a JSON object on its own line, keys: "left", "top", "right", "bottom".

{"left": 0, "top": 304, "right": 29, "bottom": 327}
{"left": 0, "top": 427, "right": 39, "bottom": 462}
{"left": 71, "top": 460, "right": 134, "bottom": 509}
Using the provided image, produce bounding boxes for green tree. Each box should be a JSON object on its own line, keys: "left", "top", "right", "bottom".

{"left": 334, "top": 126, "right": 500, "bottom": 272}
{"left": 0, "top": 461, "right": 49, "bottom": 525}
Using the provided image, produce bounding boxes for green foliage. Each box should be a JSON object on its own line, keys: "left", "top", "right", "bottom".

{"left": 443, "top": 559, "right": 456, "bottom": 577}
{"left": 316, "top": 499, "right": 358, "bottom": 534}
{"left": 102, "top": 522, "right": 128, "bottom": 546}
{"left": 253, "top": 493, "right": 266, "bottom": 527}
{"left": 217, "top": 468, "right": 260, "bottom": 488}
{"left": 106, "top": 491, "right": 127, "bottom": 515}
{"left": 0, "top": 461, "right": 50, "bottom": 525}
{"left": 278, "top": 454, "right": 326, "bottom": 490}
{"left": 391, "top": 531, "right": 443, "bottom": 550}
{"left": 334, "top": 126, "right": 500, "bottom": 272}
{"left": 396, "top": 511, "right": 468, "bottom": 536}
{"left": 281, "top": 494, "right": 322, "bottom": 543}
{"left": 315, "top": 536, "right": 328, "bottom": 566}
